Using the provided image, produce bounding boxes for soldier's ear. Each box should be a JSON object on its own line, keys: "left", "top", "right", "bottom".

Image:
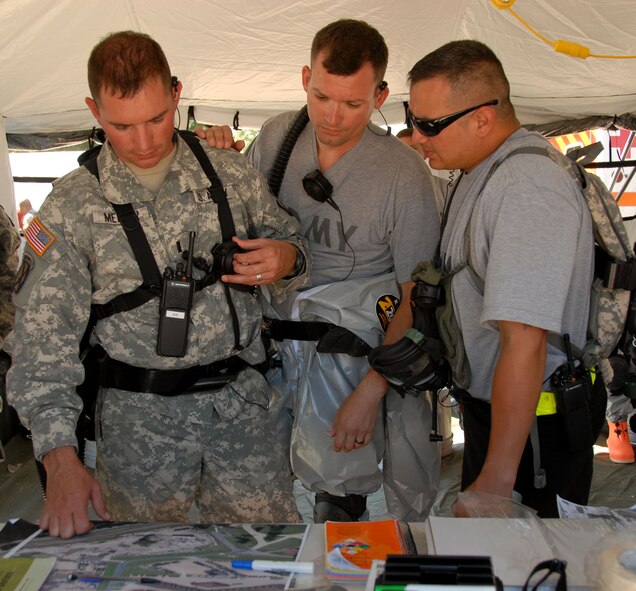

{"left": 86, "top": 97, "right": 100, "bottom": 120}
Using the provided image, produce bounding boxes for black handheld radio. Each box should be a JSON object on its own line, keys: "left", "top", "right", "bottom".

{"left": 552, "top": 333, "right": 594, "bottom": 451}
{"left": 157, "top": 232, "right": 196, "bottom": 357}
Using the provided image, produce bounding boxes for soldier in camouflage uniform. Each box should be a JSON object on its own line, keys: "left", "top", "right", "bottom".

{"left": 0, "top": 205, "right": 20, "bottom": 348}
{"left": 6, "top": 31, "right": 309, "bottom": 539}
{"left": 0, "top": 205, "right": 20, "bottom": 446}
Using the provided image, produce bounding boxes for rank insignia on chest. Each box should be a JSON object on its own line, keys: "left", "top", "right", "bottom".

{"left": 24, "top": 217, "right": 55, "bottom": 256}
{"left": 194, "top": 189, "right": 214, "bottom": 203}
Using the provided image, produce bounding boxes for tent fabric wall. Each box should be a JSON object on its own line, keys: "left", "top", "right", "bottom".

{"left": 2, "top": 0, "right": 636, "bottom": 133}
{"left": 2, "top": 0, "right": 636, "bottom": 213}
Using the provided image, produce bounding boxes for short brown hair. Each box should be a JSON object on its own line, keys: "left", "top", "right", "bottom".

{"left": 88, "top": 31, "right": 172, "bottom": 103}
{"left": 311, "top": 19, "right": 388, "bottom": 84}
{"left": 396, "top": 128, "right": 413, "bottom": 139}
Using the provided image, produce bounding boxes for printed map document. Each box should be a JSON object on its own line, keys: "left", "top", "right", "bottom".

{"left": 557, "top": 495, "right": 636, "bottom": 525}
{"left": 0, "top": 521, "right": 308, "bottom": 591}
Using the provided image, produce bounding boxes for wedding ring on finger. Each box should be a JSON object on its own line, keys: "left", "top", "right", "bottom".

{"left": 256, "top": 273, "right": 263, "bottom": 282}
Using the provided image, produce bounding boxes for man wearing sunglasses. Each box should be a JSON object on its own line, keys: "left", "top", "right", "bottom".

{"left": 407, "top": 40, "right": 604, "bottom": 517}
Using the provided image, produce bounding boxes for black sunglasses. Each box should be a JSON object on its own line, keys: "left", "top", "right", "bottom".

{"left": 408, "top": 99, "right": 499, "bottom": 137}
{"left": 522, "top": 559, "right": 567, "bottom": 591}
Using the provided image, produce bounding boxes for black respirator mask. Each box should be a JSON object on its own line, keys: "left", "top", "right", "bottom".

{"left": 368, "top": 281, "right": 450, "bottom": 396}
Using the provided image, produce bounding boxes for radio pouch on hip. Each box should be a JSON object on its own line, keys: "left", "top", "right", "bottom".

{"left": 554, "top": 373, "right": 594, "bottom": 451}
{"left": 551, "top": 334, "right": 595, "bottom": 452}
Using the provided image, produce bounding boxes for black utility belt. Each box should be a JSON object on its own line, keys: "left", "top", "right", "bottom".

{"left": 97, "top": 351, "right": 247, "bottom": 396}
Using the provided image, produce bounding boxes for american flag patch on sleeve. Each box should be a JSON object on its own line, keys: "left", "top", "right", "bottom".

{"left": 24, "top": 218, "right": 55, "bottom": 256}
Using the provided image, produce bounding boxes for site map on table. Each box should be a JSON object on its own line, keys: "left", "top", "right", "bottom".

{"left": 1, "top": 521, "right": 308, "bottom": 591}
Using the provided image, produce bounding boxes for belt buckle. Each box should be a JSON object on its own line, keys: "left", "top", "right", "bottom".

{"left": 261, "top": 316, "right": 282, "bottom": 341}
{"left": 261, "top": 317, "right": 273, "bottom": 336}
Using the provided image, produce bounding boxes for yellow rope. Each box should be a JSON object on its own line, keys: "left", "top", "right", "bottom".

{"left": 491, "top": 0, "right": 636, "bottom": 59}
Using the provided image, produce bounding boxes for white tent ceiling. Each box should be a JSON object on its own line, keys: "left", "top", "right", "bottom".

{"left": 3, "top": 0, "right": 636, "bottom": 133}
{"left": 1, "top": 0, "right": 636, "bottom": 218}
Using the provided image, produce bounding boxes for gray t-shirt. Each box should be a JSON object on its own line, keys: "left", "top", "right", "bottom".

{"left": 441, "top": 128, "right": 594, "bottom": 400}
{"left": 247, "top": 111, "right": 440, "bottom": 287}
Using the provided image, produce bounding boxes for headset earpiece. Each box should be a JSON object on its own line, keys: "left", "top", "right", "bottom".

{"left": 171, "top": 76, "right": 179, "bottom": 89}
{"left": 379, "top": 80, "right": 388, "bottom": 91}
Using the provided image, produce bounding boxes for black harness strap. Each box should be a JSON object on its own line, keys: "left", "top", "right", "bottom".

{"left": 179, "top": 131, "right": 236, "bottom": 243}
{"left": 179, "top": 132, "right": 243, "bottom": 350}
{"left": 264, "top": 318, "right": 335, "bottom": 342}
{"left": 92, "top": 203, "right": 163, "bottom": 320}
{"left": 73, "top": 130, "right": 252, "bottom": 396}
{"left": 82, "top": 130, "right": 244, "bottom": 352}
{"left": 263, "top": 318, "right": 371, "bottom": 357}
{"left": 112, "top": 203, "right": 162, "bottom": 286}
